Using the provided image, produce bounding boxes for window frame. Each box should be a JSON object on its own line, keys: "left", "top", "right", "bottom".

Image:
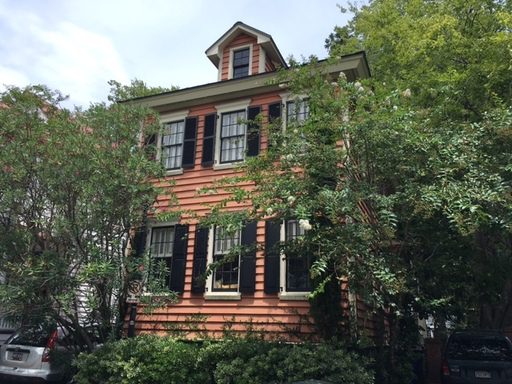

{"left": 213, "top": 100, "right": 250, "bottom": 170}
{"left": 286, "top": 99, "right": 310, "bottom": 125}
{"left": 160, "top": 120, "right": 185, "bottom": 171}
{"left": 157, "top": 111, "right": 188, "bottom": 175}
{"left": 212, "top": 226, "right": 241, "bottom": 292}
{"left": 204, "top": 226, "right": 242, "bottom": 300}
{"left": 228, "top": 45, "right": 252, "bottom": 80}
{"left": 219, "top": 109, "right": 247, "bottom": 164}
{"left": 146, "top": 222, "right": 177, "bottom": 290}
{"left": 279, "top": 220, "right": 311, "bottom": 300}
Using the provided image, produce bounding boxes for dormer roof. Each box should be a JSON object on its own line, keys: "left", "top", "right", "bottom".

{"left": 205, "top": 21, "right": 287, "bottom": 69}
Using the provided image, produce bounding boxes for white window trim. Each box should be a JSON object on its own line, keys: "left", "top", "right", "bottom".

{"left": 158, "top": 110, "right": 189, "bottom": 175}
{"left": 204, "top": 226, "right": 242, "bottom": 300}
{"left": 228, "top": 44, "right": 253, "bottom": 80}
{"left": 279, "top": 93, "right": 309, "bottom": 131}
{"left": 213, "top": 99, "right": 251, "bottom": 170}
{"left": 278, "top": 221, "right": 310, "bottom": 301}
{"left": 258, "top": 46, "right": 266, "bottom": 74}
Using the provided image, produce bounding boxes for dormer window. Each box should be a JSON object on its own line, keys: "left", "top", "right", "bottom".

{"left": 232, "top": 48, "right": 250, "bottom": 79}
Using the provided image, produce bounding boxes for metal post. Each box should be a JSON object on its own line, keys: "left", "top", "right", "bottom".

{"left": 127, "top": 303, "right": 137, "bottom": 337}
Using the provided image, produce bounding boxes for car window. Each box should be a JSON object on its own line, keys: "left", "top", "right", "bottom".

{"left": 447, "top": 335, "right": 512, "bottom": 361}
{"left": 7, "top": 327, "right": 52, "bottom": 347}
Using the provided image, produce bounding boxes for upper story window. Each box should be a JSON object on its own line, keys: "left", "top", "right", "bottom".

{"left": 220, "top": 110, "right": 246, "bottom": 164}
{"left": 161, "top": 120, "right": 184, "bottom": 170}
{"left": 232, "top": 48, "right": 250, "bottom": 79}
{"left": 286, "top": 100, "right": 310, "bottom": 124}
{"left": 212, "top": 227, "right": 241, "bottom": 292}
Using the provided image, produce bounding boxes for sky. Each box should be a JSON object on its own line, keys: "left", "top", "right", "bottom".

{"left": 0, "top": 0, "right": 352, "bottom": 108}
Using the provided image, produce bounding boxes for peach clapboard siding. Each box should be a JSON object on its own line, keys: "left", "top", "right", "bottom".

{"left": 135, "top": 90, "right": 384, "bottom": 340}
{"left": 220, "top": 33, "right": 261, "bottom": 81}
{"left": 134, "top": 91, "right": 326, "bottom": 340}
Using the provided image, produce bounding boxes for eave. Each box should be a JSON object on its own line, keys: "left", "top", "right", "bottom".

{"left": 126, "top": 52, "right": 370, "bottom": 114}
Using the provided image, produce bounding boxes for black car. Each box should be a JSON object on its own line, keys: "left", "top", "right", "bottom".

{"left": 442, "top": 330, "right": 512, "bottom": 383}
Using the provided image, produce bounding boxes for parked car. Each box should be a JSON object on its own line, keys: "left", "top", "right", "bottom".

{"left": 442, "top": 330, "right": 512, "bottom": 383}
{"left": 0, "top": 324, "right": 75, "bottom": 383}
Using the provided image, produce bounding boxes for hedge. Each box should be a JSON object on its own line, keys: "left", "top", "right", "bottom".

{"left": 74, "top": 336, "right": 374, "bottom": 384}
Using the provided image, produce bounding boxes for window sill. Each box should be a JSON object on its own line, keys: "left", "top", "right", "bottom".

{"left": 278, "top": 291, "right": 310, "bottom": 301}
{"left": 164, "top": 168, "right": 184, "bottom": 176}
{"left": 204, "top": 291, "right": 242, "bottom": 301}
{"left": 213, "top": 162, "right": 243, "bottom": 171}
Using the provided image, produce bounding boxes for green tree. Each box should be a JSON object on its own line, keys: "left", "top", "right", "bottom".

{"left": 327, "top": 0, "right": 512, "bottom": 119}
{"left": 202, "top": 1, "right": 511, "bottom": 381}
{"left": 0, "top": 85, "right": 163, "bottom": 350}
{"left": 107, "top": 78, "right": 178, "bottom": 103}
{"left": 325, "top": 0, "right": 512, "bottom": 331}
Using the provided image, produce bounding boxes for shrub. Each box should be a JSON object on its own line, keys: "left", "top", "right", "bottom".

{"left": 73, "top": 335, "right": 207, "bottom": 384}
{"left": 200, "top": 339, "right": 374, "bottom": 384}
{"left": 74, "top": 336, "right": 374, "bottom": 384}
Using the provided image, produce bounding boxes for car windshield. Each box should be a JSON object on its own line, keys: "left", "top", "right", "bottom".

{"left": 447, "top": 335, "right": 512, "bottom": 361}
{"left": 7, "top": 326, "right": 53, "bottom": 347}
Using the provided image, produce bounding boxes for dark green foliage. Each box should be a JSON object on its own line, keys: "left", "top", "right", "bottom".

{"left": 0, "top": 85, "right": 164, "bottom": 349}
{"left": 74, "top": 336, "right": 374, "bottom": 384}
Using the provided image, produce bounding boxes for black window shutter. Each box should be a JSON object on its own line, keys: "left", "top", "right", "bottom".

{"left": 267, "top": 103, "right": 281, "bottom": 150}
{"left": 202, "top": 114, "right": 217, "bottom": 167}
{"left": 169, "top": 225, "right": 188, "bottom": 294}
{"left": 182, "top": 117, "right": 197, "bottom": 169}
{"left": 133, "top": 226, "right": 147, "bottom": 257}
{"left": 191, "top": 227, "right": 209, "bottom": 294}
{"left": 246, "top": 106, "right": 261, "bottom": 157}
{"left": 144, "top": 134, "right": 157, "bottom": 161}
{"left": 239, "top": 221, "right": 257, "bottom": 294}
{"left": 264, "top": 220, "right": 281, "bottom": 294}
{"left": 268, "top": 102, "right": 281, "bottom": 122}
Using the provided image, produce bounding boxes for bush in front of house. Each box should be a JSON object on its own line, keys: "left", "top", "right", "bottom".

{"left": 73, "top": 334, "right": 207, "bottom": 384}
{"left": 74, "top": 336, "right": 374, "bottom": 384}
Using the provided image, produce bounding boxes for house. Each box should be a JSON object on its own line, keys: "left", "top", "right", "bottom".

{"left": 128, "top": 22, "right": 372, "bottom": 340}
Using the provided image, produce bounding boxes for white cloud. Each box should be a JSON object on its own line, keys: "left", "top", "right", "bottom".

{"left": 35, "top": 21, "right": 130, "bottom": 106}
{"left": 0, "top": 3, "right": 129, "bottom": 107}
{"left": 0, "top": 0, "right": 351, "bottom": 107}
{"left": 0, "top": 66, "right": 30, "bottom": 88}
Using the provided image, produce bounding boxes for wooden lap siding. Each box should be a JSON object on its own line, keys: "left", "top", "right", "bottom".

{"left": 133, "top": 94, "right": 319, "bottom": 340}
{"left": 220, "top": 33, "right": 258, "bottom": 80}
{"left": 131, "top": 91, "right": 387, "bottom": 341}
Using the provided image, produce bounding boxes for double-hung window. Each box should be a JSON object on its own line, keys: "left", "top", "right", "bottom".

{"left": 286, "top": 100, "right": 309, "bottom": 124}
{"left": 284, "top": 220, "right": 311, "bottom": 292}
{"left": 264, "top": 219, "right": 312, "bottom": 298}
{"left": 147, "top": 224, "right": 188, "bottom": 293}
{"left": 149, "top": 226, "right": 175, "bottom": 286}
{"left": 161, "top": 120, "right": 185, "bottom": 170}
{"left": 220, "top": 110, "right": 246, "bottom": 164}
{"left": 212, "top": 227, "right": 241, "bottom": 291}
{"left": 196, "top": 222, "right": 257, "bottom": 299}
{"left": 232, "top": 48, "right": 250, "bottom": 79}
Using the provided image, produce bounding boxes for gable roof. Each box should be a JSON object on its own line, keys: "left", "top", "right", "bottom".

{"left": 205, "top": 21, "right": 287, "bottom": 69}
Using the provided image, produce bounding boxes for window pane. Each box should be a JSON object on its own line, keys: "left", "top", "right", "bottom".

{"left": 220, "top": 111, "right": 246, "bottom": 163}
{"left": 287, "top": 255, "right": 310, "bottom": 291}
{"left": 285, "top": 220, "right": 310, "bottom": 291}
{"left": 287, "top": 100, "right": 309, "bottom": 123}
{"left": 213, "top": 227, "right": 240, "bottom": 291}
{"left": 233, "top": 48, "right": 250, "bottom": 79}
{"left": 161, "top": 121, "right": 184, "bottom": 169}
{"left": 151, "top": 227, "right": 174, "bottom": 258}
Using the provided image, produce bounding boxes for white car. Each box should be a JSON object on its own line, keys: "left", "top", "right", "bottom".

{"left": 0, "top": 325, "right": 74, "bottom": 383}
